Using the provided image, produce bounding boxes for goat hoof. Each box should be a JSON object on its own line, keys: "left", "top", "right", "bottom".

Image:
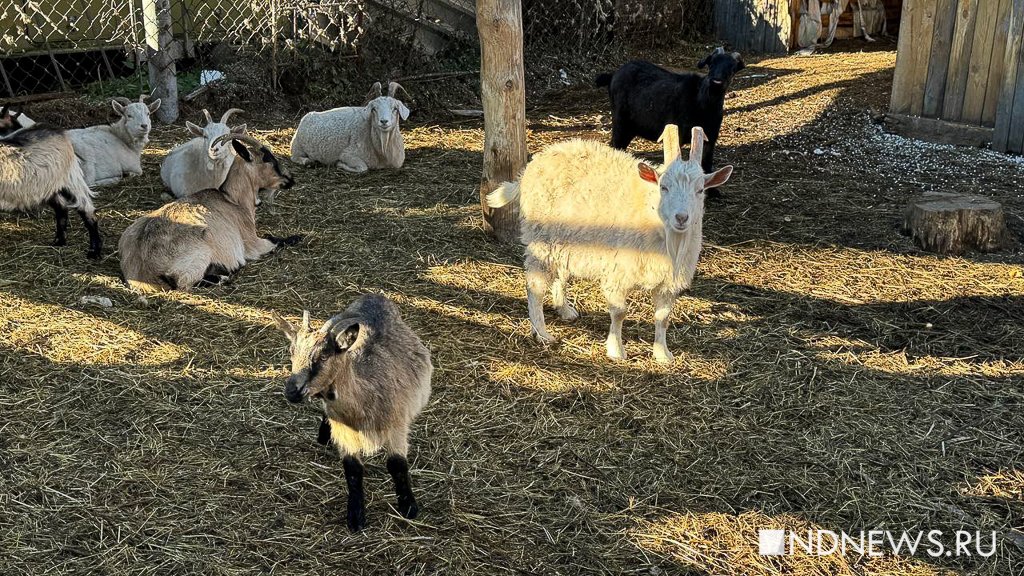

{"left": 53, "top": 237, "right": 67, "bottom": 247}
{"left": 281, "top": 234, "right": 303, "bottom": 246}
{"left": 346, "top": 509, "right": 366, "bottom": 532}
{"left": 399, "top": 499, "right": 418, "bottom": 520}
{"left": 533, "top": 332, "right": 557, "bottom": 346}
{"left": 558, "top": 305, "right": 579, "bottom": 322}
{"left": 86, "top": 248, "right": 101, "bottom": 260}
{"left": 605, "top": 342, "right": 627, "bottom": 361}
{"left": 653, "top": 347, "right": 675, "bottom": 364}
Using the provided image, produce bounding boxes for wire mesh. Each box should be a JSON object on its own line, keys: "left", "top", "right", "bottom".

{"left": 0, "top": 0, "right": 713, "bottom": 105}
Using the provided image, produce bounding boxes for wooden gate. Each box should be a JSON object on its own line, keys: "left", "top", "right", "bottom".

{"left": 714, "top": 0, "right": 793, "bottom": 53}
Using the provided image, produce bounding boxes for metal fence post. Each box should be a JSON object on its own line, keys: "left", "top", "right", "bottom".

{"left": 143, "top": 0, "right": 179, "bottom": 123}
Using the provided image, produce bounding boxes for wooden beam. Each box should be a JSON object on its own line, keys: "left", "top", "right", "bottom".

{"left": 942, "top": 0, "right": 979, "bottom": 121}
{"left": 994, "top": 0, "right": 1024, "bottom": 152}
{"left": 922, "top": 0, "right": 958, "bottom": 117}
{"left": 883, "top": 112, "right": 994, "bottom": 147}
{"left": 476, "top": 0, "right": 527, "bottom": 243}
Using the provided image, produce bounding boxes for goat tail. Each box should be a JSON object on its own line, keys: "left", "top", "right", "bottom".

{"left": 62, "top": 158, "right": 97, "bottom": 213}
{"left": 595, "top": 73, "right": 613, "bottom": 88}
{"left": 486, "top": 181, "right": 520, "bottom": 209}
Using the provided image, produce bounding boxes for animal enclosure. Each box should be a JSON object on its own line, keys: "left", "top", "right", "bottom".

{"left": 889, "top": 0, "right": 1024, "bottom": 154}
{"left": 2, "top": 42, "right": 1023, "bottom": 575}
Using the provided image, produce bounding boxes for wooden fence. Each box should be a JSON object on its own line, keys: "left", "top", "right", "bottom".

{"left": 890, "top": 0, "right": 1024, "bottom": 154}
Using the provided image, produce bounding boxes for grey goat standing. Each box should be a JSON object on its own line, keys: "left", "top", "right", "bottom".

{"left": 274, "top": 295, "right": 432, "bottom": 531}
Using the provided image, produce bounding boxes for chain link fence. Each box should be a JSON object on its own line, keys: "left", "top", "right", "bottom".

{"left": 0, "top": 0, "right": 712, "bottom": 114}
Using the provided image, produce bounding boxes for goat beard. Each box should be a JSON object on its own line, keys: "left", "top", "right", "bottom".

{"left": 665, "top": 226, "right": 687, "bottom": 282}
{"left": 377, "top": 126, "right": 395, "bottom": 156}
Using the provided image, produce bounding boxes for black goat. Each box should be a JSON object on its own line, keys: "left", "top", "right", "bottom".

{"left": 596, "top": 47, "right": 744, "bottom": 195}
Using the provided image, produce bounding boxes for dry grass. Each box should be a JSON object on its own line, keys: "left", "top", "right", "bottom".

{"left": 2, "top": 42, "right": 1024, "bottom": 575}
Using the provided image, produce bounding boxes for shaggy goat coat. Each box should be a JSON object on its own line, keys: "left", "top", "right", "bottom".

{"left": 120, "top": 138, "right": 292, "bottom": 292}
{"left": 497, "top": 139, "right": 702, "bottom": 294}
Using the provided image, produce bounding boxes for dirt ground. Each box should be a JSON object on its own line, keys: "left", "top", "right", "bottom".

{"left": 2, "top": 41, "right": 1023, "bottom": 576}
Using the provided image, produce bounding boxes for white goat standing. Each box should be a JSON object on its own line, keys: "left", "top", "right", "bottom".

{"left": 290, "top": 81, "right": 409, "bottom": 173}
{"left": 160, "top": 108, "right": 246, "bottom": 198}
{"left": 487, "top": 127, "right": 733, "bottom": 363}
{"left": 69, "top": 95, "right": 160, "bottom": 187}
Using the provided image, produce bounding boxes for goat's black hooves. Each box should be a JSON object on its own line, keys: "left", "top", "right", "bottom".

{"left": 53, "top": 238, "right": 68, "bottom": 247}
{"left": 86, "top": 249, "right": 101, "bottom": 260}
{"left": 280, "top": 234, "right": 304, "bottom": 246}
{"left": 346, "top": 508, "right": 366, "bottom": 532}
{"left": 399, "top": 500, "right": 419, "bottom": 520}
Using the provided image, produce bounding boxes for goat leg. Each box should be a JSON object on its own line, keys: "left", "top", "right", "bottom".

{"left": 342, "top": 455, "right": 366, "bottom": 531}
{"left": 265, "top": 234, "right": 304, "bottom": 249}
{"left": 77, "top": 209, "right": 102, "bottom": 260}
{"left": 386, "top": 454, "right": 418, "bottom": 520}
{"left": 316, "top": 415, "right": 331, "bottom": 446}
{"left": 48, "top": 196, "right": 69, "bottom": 247}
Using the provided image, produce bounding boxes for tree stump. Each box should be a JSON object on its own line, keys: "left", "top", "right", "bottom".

{"left": 902, "top": 192, "right": 1010, "bottom": 255}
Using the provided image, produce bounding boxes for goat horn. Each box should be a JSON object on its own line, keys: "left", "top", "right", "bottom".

{"left": 112, "top": 96, "right": 131, "bottom": 105}
{"left": 210, "top": 133, "right": 234, "bottom": 149}
{"left": 211, "top": 132, "right": 264, "bottom": 151}
{"left": 139, "top": 93, "right": 150, "bottom": 103}
{"left": 302, "top": 310, "right": 311, "bottom": 331}
{"left": 364, "top": 82, "right": 383, "bottom": 103}
{"left": 715, "top": 46, "right": 726, "bottom": 54}
{"left": 202, "top": 109, "right": 213, "bottom": 123}
{"left": 689, "top": 127, "right": 708, "bottom": 164}
{"left": 219, "top": 108, "right": 243, "bottom": 124}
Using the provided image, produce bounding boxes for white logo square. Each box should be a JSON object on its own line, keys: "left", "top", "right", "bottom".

{"left": 759, "top": 529, "right": 786, "bottom": 556}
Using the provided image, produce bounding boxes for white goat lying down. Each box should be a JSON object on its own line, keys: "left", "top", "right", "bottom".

{"left": 160, "top": 108, "right": 246, "bottom": 198}
{"left": 274, "top": 294, "right": 432, "bottom": 532}
{"left": 120, "top": 134, "right": 298, "bottom": 292}
{"left": 69, "top": 95, "right": 160, "bottom": 187}
{"left": 487, "top": 127, "right": 733, "bottom": 362}
{"left": 290, "top": 81, "right": 409, "bottom": 173}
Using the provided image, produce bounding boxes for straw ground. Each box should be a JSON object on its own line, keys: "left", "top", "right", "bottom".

{"left": 1, "top": 45, "right": 1023, "bottom": 575}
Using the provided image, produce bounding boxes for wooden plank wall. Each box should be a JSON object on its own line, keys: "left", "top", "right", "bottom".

{"left": 891, "top": 0, "right": 1016, "bottom": 131}
{"left": 994, "top": 0, "right": 1024, "bottom": 153}
{"left": 715, "top": 0, "right": 792, "bottom": 53}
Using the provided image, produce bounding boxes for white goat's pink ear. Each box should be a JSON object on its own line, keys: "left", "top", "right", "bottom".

{"left": 185, "top": 121, "right": 203, "bottom": 136}
{"left": 704, "top": 165, "right": 734, "bottom": 189}
{"left": 231, "top": 123, "right": 247, "bottom": 135}
{"left": 637, "top": 162, "right": 659, "bottom": 183}
{"left": 111, "top": 100, "right": 125, "bottom": 115}
{"left": 148, "top": 99, "right": 162, "bottom": 113}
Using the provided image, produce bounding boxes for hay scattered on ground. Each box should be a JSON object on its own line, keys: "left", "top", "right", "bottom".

{"left": 1, "top": 42, "right": 1023, "bottom": 575}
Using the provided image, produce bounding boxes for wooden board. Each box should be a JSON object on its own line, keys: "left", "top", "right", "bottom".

{"left": 982, "top": 0, "right": 1013, "bottom": 125}
{"left": 960, "top": 0, "right": 999, "bottom": 124}
{"left": 909, "top": 0, "right": 937, "bottom": 115}
{"left": 891, "top": 0, "right": 918, "bottom": 114}
{"left": 923, "top": 0, "right": 959, "bottom": 117}
{"left": 883, "top": 112, "right": 994, "bottom": 147}
{"left": 994, "top": 0, "right": 1024, "bottom": 153}
{"left": 942, "top": 0, "right": 979, "bottom": 121}
{"left": 715, "top": 0, "right": 790, "bottom": 53}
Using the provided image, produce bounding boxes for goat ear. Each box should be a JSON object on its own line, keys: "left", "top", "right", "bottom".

{"left": 186, "top": 121, "right": 204, "bottom": 137}
{"left": 333, "top": 323, "right": 360, "bottom": 352}
{"left": 697, "top": 56, "right": 710, "bottom": 69}
{"left": 271, "top": 312, "right": 298, "bottom": 343}
{"left": 704, "top": 165, "right": 733, "bottom": 189}
{"left": 231, "top": 139, "right": 252, "bottom": 162}
{"left": 231, "top": 123, "right": 247, "bottom": 136}
{"left": 261, "top": 147, "right": 275, "bottom": 163}
{"left": 111, "top": 100, "right": 126, "bottom": 115}
{"left": 397, "top": 101, "right": 410, "bottom": 121}
{"left": 637, "top": 162, "right": 659, "bottom": 184}
{"left": 148, "top": 98, "right": 162, "bottom": 113}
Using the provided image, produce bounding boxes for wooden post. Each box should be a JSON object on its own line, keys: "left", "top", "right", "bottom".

{"left": 143, "top": 0, "right": 179, "bottom": 123}
{"left": 477, "top": 0, "right": 527, "bottom": 243}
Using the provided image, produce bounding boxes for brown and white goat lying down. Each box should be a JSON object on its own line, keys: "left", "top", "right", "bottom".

{"left": 274, "top": 295, "right": 432, "bottom": 532}
{"left": 119, "top": 133, "right": 299, "bottom": 292}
